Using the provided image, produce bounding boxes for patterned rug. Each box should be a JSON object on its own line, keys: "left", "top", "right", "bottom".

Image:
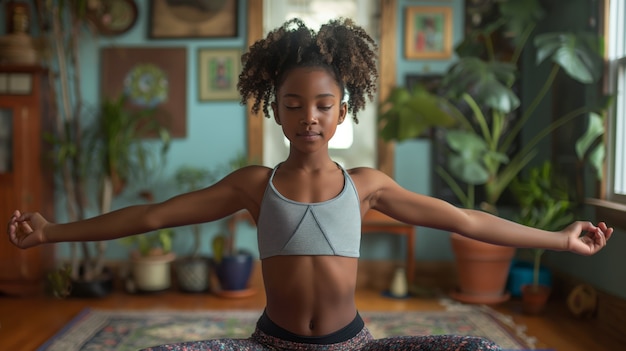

{"left": 38, "top": 300, "right": 536, "bottom": 351}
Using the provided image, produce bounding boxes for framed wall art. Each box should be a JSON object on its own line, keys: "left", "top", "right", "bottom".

{"left": 404, "top": 6, "right": 453, "bottom": 60}
{"left": 149, "top": 0, "right": 238, "bottom": 39}
{"left": 101, "top": 47, "right": 187, "bottom": 138}
{"left": 405, "top": 73, "right": 443, "bottom": 94}
{"left": 198, "top": 48, "right": 241, "bottom": 101}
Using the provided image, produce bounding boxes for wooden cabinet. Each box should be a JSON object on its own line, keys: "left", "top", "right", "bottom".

{"left": 0, "top": 65, "right": 55, "bottom": 296}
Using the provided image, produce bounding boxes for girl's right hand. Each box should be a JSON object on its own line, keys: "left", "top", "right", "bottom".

{"left": 7, "top": 210, "right": 50, "bottom": 249}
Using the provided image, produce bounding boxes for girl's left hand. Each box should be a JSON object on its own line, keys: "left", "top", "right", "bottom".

{"left": 563, "top": 221, "right": 613, "bottom": 255}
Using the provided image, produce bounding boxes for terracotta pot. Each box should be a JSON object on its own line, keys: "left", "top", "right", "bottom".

{"left": 450, "top": 233, "right": 516, "bottom": 304}
{"left": 521, "top": 284, "right": 551, "bottom": 315}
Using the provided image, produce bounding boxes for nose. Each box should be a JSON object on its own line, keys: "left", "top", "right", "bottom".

{"left": 300, "top": 107, "right": 318, "bottom": 125}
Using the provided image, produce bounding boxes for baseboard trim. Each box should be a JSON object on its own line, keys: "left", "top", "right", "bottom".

{"left": 550, "top": 270, "right": 626, "bottom": 346}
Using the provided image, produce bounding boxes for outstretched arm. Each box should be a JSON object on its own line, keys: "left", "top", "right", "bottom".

{"left": 7, "top": 166, "right": 268, "bottom": 249}
{"left": 356, "top": 168, "right": 613, "bottom": 256}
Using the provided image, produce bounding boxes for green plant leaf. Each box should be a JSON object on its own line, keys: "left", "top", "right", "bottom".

{"left": 534, "top": 32, "right": 603, "bottom": 84}
{"left": 212, "top": 235, "right": 225, "bottom": 263}
{"left": 379, "top": 87, "right": 457, "bottom": 141}
{"left": 443, "top": 58, "right": 519, "bottom": 113}
{"left": 499, "top": 0, "right": 545, "bottom": 44}
{"left": 588, "top": 143, "right": 605, "bottom": 180}
{"left": 445, "top": 130, "right": 490, "bottom": 184}
{"left": 575, "top": 113, "right": 604, "bottom": 159}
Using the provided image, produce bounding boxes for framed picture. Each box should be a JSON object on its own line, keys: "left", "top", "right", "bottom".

{"left": 404, "top": 6, "right": 453, "bottom": 60}
{"left": 405, "top": 73, "right": 443, "bottom": 94}
{"left": 198, "top": 48, "right": 241, "bottom": 101}
{"left": 101, "top": 47, "right": 187, "bottom": 138}
{"left": 149, "top": 0, "right": 238, "bottom": 39}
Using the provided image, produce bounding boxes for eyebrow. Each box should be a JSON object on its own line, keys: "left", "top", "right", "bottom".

{"left": 281, "top": 93, "right": 336, "bottom": 99}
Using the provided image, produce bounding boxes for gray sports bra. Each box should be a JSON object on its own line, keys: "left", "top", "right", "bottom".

{"left": 257, "top": 164, "right": 361, "bottom": 259}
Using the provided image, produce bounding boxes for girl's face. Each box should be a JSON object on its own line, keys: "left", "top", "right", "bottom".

{"left": 271, "top": 67, "right": 347, "bottom": 154}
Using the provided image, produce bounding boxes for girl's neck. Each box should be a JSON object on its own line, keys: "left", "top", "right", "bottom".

{"left": 282, "top": 151, "right": 336, "bottom": 172}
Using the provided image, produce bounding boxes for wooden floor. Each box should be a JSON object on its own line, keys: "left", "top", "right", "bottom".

{"left": 0, "top": 281, "right": 622, "bottom": 351}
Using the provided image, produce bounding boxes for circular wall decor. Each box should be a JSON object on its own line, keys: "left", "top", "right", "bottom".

{"left": 88, "top": 0, "right": 138, "bottom": 36}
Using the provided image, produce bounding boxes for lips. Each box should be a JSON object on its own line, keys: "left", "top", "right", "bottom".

{"left": 297, "top": 131, "right": 322, "bottom": 141}
{"left": 298, "top": 131, "right": 321, "bottom": 136}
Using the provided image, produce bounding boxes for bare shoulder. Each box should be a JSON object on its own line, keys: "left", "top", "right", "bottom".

{"left": 216, "top": 165, "right": 273, "bottom": 219}
{"left": 228, "top": 164, "right": 273, "bottom": 180}
{"left": 223, "top": 165, "right": 273, "bottom": 191}
{"left": 347, "top": 166, "right": 396, "bottom": 187}
{"left": 346, "top": 167, "right": 400, "bottom": 207}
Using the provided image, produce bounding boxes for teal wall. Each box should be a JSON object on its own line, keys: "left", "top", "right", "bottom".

{"left": 65, "top": 0, "right": 253, "bottom": 260}
{"left": 4, "top": 0, "right": 624, "bottom": 299}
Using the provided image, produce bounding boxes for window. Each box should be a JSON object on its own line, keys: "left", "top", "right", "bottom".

{"left": 606, "top": 0, "right": 626, "bottom": 204}
{"left": 262, "top": 0, "right": 378, "bottom": 169}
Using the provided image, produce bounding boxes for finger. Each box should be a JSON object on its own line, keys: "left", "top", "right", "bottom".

{"left": 578, "top": 221, "right": 598, "bottom": 234}
{"left": 17, "top": 211, "right": 32, "bottom": 222}
{"left": 19, "top": 221, "right": 33, "bottom": 234}
{"left": 595, "top": 228, "right": 606, "bottom": 248}
{"left": 605, "top": 227, "right": 614, "bottom": 241}
{"left": 7, "top": 221, "right": 16, "bottom": 236}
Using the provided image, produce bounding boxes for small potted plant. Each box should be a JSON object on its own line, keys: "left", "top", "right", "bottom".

{"left": 120, "top": 228, "right": 176, "bottom": 293}
{"left": 173, "top": 165, "right": 217, "bottom": 293}
{"left": 211, "top": 212, "right": 256, "bottom": 297}
{"left": 510, "top": 161, "right": 576, "bottom": 314}
{"left": 209, "top": 154, "right": 256, "bottom": 297}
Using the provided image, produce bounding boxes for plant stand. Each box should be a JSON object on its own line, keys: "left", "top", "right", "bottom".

{"left": 450, "top": 233, "right": 516, "bottom": 304}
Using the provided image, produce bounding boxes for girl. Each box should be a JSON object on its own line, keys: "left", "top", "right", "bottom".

{"left": 8, "top": 18, "right": 612, "bottom": 351}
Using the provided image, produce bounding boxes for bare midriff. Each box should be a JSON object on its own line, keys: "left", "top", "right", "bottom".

{"left": 261, "top": 255, "right": 359, "bottom": 336}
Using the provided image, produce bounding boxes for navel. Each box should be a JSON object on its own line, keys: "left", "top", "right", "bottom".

{"left": 309, "top": 320, "right": 315, "bottom": 330}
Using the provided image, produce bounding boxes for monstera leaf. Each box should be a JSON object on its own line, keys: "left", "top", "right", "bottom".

{"left": 378, "top": 86, "right": 458, "bottom": 142}
{"left": 442, "top": 58, "right": 520, "bottom": 113}
{"left": 534, "top": 32, "right": 604, "bottom": 84}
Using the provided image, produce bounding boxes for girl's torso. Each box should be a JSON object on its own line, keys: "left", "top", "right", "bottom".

{"left": 234, "top": 162, "right": 375, "bottom": 336}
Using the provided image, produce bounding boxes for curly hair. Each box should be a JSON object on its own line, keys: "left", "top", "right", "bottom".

{"left": 237, "top": 18, "right": 378, "bottom": 123}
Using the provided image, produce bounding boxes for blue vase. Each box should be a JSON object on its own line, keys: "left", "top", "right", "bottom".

{"left": 214, "top": 252, "right": 253, "bottom": 291}
{"left": 507, "top": 260, "right": 552, "bottom": 297}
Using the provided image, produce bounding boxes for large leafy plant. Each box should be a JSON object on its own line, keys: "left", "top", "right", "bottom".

{"left": 379, "top": 0, "right": 607, "bottom": 212}
{"left": 510, "top": 161, "right": 575, "bottom": 290}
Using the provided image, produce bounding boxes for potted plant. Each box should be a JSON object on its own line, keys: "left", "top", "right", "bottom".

{"left": 211, "top": 212, "right": 256, "bottom": 297}
{"left": 45, "top": 93, "right": 170, "bottom": 297}
{"left": 173, "top": 165, "right": 217, "bottom": 293}
{"left": 37, "top": 3, "right": 172, "bottom": 298}
{"left": 208, "top": 154, "right": 257, "bottom": 297}
{"left": 120, "top": 228, "right": 176, "bottom": 293}
{"left": 379, "top": 0, "right": 606, "bottom": 304}
{"left": 509, "top": 161, "right": 575, "bottom": 314}
{"left": 36, "top": 1, "right": 108, "bottom": 298}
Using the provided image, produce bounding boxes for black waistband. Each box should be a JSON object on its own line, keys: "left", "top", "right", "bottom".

{"left": 256, "top": 310, "right": 364, "bottom": 344}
